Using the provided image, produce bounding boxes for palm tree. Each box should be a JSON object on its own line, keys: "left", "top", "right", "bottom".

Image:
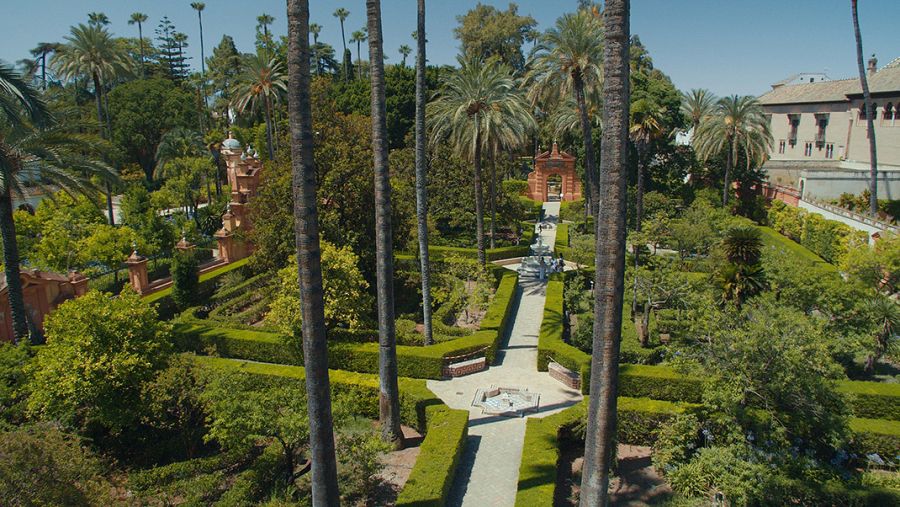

{"left": 128, "top": 13, "right": 149, "bottom": 77}
{"left": 231, "top": 54, "right": 287, "bottom": 160}
{"left": 257, "top": 13, "right": 275, "bottom": 59}
{"left": 680, "top": 88, "right": 716, "bottom": 133}
{"left": 863, "top": 296, "right": 900, "bottom": 372}
{"left": 851, "top": 0, "right": 878, "bottom": 216}
{"left": 525, "top": 9, "right": 603, "bottom": 216}
{"left": 579, "top": 1, "right": 630, "bottom": 505}
{"left": 350, "top": 29, "right": 367, "bottom": 80}
{"left": 309, "top": 23, "right": 322, "bottom": 74}
{"left": 87, "top": 12, "right": 109, "bottom": 27}
{"left": 717, "top": 226, "right": 765, "bottom": 309}
{"left": 629, "top": 98, "right": 665, "bottom": 231}
{"left": 693, "top": 95, "right": 772, "bottom": 207}
{"left": 429, "top": 57, "right": 535, "bottom": 265}
{"left": 191, "top": 3, "right": 206, "bottom": 74}
{"left": 0, "top": 64, "right": 116, "bottom": 343}
{"left": 285, "top": 0, "right": 340, "bottom": 502}
{"left": 366, "top": 0, "right": 403, "bottom": 447}
{"left": 333, "top": 7, "right": 350, "bottom": 78}
{"left": 29, "top": 43, "right": 60, "bottom": 91}
{"left": 414, "top": 0, "right": 433, "bottom": 345}
{"left": 155, "top": 127, "right": 205, "bottom": 172}
{"left": 53, "top": 23, "right": 131, "bottom": 225}
{"left": 398, "top": 44, "right": 411, "bottom": 67}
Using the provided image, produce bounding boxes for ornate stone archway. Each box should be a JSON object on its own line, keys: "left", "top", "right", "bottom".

{"left": 525, "top": 142, "right": 582, "bottom": 202}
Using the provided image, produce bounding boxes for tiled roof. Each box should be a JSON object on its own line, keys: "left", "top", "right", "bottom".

{"left": 759, "top": 58, "right": 900, "bottom": 105}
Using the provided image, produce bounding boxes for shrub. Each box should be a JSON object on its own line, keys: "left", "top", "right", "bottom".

{"left": 667, "top": 445, "right": 772, "bottom": 503}
{"left": 146, "top": 258, "right": 251, "bottom": 319}
{"left": 396, "top": 406, "right": 468, "bottom": 506}
{"left": 767, "top": 201, "right": 867, "bottom": 264}
{"left": 618, "top": 364, "right": 703, "bottom": 403}
{"left": 171, "top": 250, "right": 200, "bottom": 310}
{"left": 849, "top": 417, "right": 900, "bottom": 461}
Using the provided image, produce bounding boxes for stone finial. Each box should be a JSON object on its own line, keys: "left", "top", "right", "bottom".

{"left": 176, "top": 231, "right": 195, "bottom": 252}
{"left": 868, "top": 54, "right": 878, "bottom": 75}
{"left": 550, "top": 141, "right": 560, "bottom": 158}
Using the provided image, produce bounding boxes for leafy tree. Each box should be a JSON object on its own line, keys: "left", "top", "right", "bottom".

{"left": 26, "top": 192, "right": 106, "bottom": 273}
{"left": 203, "top": 371, "right": 343, "bottom": 485}
{"left": 155, "top": 16, "right": 189, "bottom": 81}
{"left": 206, "top": 35, "right": 243, "bottom": 126}
{"left": 107, "top": 78, "right": 197, "bottom": 180}
{"left": 840, "top": 233, "right": 900, "bottom": 293}
{"left": 454, "top": 3, "right": 537, "bottom": 72}
{"left": 266, "top": 242, "right": 372, "bottom": 333}
{"left": 119, "top": 185, "right": 175, "bottom": 256}
{"left": 861, "top": 295, "right": 900, "bottom": 372}
{"left": 27, "top": 290, "right": 171, "bottom": 431}
{"left": 78, "top": 223, "right": 142, "bottom": 278}
{"left": 0, "top": 424, "right": 113, "bottom": 505}
{"left": 171, "top": 249, "right": 199, "bottom": 310}
{"left": 142, "top": 355, "right": 208, "bottom": 458}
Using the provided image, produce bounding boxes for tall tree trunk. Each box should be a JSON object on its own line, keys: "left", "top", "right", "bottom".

{"left": 0, "top": 192, "right": 29, "bottom": 343}
{"left": 357, "top": 41, "right": 362, "bottom": 80}
{"left": 635, "top": 147, "right": 645, "bottom": 231}
{"left": 367, "top": 0, "right": 403, "bottom": 446}
{"left": 286, "top": 1, "right": 340, "bottom": 503}
{"left": 580, "top": 1, "right": 630, "bottom": 505}
{"left": 138, "top": 23, "right": 146, "bottom": 77}
{"left": 722, "top": 136, "right": 734, "bottom": 207}
{"left": 473, "top": 121, "right": 486, "bottom": 266}
{"left": 264, "top": 95, "right": 275, "bottom": 160}
{"left": 415, "top": 0, "right": 434, "bottom": 345}
{"left": 851, "top": 0, "right": 878, "bottom": 216}
{"left": 94, "top": 73, "right": 115, "bottom": 225}
{"left": 40, "top": 53, "right": 46, "bottom": 90}
{"left": 490, "top": 154, "right": 497, "bottom": 249}
{"left": 574, "top": 71, "right": 599, "bottom": 218}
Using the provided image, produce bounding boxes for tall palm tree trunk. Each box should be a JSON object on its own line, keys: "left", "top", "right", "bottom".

{"left": 40, "top": 53, "right": 47, "bottom": 90}
{"left": 264, "top": 95, "right": 275, "bottom": 160}
{"left": 574, "top": 71, "right": 599, "bottom": 217}
{"left": 0, "top": 192, "right": 29, "bottom": 343}
{"left": 473, "top": 122, "right": 487, "bottom": 266}
{"left": 286, "top": 1, "right": 340, "bottom": 503}
{"left": 415, "top": 0, "right": 434, "bottom": 345}
{"left": 92, "top": 72, "right": 115, "bottom": 225}
{"left": 722, "top": 136, "right": 734, "bottom": 206}
{"left": 138, "top": 23, "right": 146, "bottom": 77}
{"left": 356, "top": 41, "right": 363, "bottom": 80}
{"left": 580, "top": 0, "right": 630, "bottom": 505}
{"left": 490, "top": 155, "right": 497, "bottom": 249}
{"left": 851, "top": 0, "right": 878, "bottom": 216}
{"left": 367, "top": 0, "right": 403, "bottom": 446}
{"left": 635, "top": 146, "right": 645, "bottom": 231}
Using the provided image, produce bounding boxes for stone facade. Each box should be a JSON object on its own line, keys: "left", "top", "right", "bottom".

{"left": 0, "top": 270, "right": 88, "bottom": 342}
{"left": 525, "top": 142, "right": 582, "bottom": 202}
{"left": 759, "top": 56, "right": 900, "bottom": 200}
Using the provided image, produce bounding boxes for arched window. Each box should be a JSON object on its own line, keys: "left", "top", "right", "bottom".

{"left": 859, "top": 105, "right": 867, "bottom": 121}
{"left": 884, "top": 103, "right": 895, "bottom": 123}
{"left": 872, "top": 102, "right": 879, "bottom": 120}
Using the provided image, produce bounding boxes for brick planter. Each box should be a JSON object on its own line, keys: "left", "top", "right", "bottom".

{"left": 548, "top": 361, "right": 581, "bottom": 390}
{"left": 443, "top": 357, "right": 487, "bottom": 378}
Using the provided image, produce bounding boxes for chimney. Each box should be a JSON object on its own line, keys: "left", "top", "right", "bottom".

{"left": 868, "top": 54, "right": 878, "bottom": 75}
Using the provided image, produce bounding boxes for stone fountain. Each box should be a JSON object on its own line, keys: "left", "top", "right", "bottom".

{"left": 472, "top": 386, "right": 540, "bottom": 417}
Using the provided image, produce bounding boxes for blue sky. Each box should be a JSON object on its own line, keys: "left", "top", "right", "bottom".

{"left": 3, "top": 0, "right": 898, "bottom": 96}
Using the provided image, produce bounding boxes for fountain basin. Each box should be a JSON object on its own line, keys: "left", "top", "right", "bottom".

{"left": 472, "top": 386, "right": 540, "bottom": 416}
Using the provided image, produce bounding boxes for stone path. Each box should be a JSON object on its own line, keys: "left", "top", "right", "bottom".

{"left": 428, "top": 201, "right": 582, "bottom": 507}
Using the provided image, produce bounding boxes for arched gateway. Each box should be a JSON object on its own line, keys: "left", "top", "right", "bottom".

{"left": 525, "top": 142, "right": 582, "bottom": 202}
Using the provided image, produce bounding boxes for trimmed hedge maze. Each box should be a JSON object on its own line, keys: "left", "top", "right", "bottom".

{"left": 194, "top": 356, "right": 468, "bottom": 506}
{"left": 172, "top": 269, "right": 520, "bottom": 380}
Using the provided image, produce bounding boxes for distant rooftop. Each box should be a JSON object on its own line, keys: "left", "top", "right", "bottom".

{"left": 759, "top": 56, "right": 900, "bottom": 105}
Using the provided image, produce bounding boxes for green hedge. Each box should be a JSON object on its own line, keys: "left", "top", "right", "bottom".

{"left": 839, "top": 380, "right": 900, "bottom": 421}
{"left": 193, "top": 356, "right": 438, "bottom": 432}
{"left": 619, "top": 364, "right": 703, "bottom": 404}
{"left": 766, "top": 201, "right": 867, "bottom": 264}
{"left": 515, "top": 397, "right": 698, "bottom": 506}
{"left": 849, "top": 417, "right": 900, "bottom": 460}
{"left": 411, "top": 244, "right": 531, "bottom": 263}
{"left": 175, "top": 270, "right": 520, "bottom": 379}
{"left": 396, "top": 405, "right": 469, "bottom": 506}
{"left": 536, "top": 275, "right": 591, "bottom": 394}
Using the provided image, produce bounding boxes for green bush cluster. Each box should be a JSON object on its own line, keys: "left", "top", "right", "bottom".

{"left": 395, "top": 405, "right": 469, "bottom": 506}
{"left": 146, "top": 258, "right": 251, "bottom": 319}
{"left": 619, "top": 364, "right": 703, "bottom": 403}
{"left": 536, "top": 275, "right": 591, "bottom": 393}
{"left": 767, "top": 201, "right": 867, "bottom": 264}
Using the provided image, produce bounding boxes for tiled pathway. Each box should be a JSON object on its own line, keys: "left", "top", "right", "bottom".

{"left": 427, "top": 201, "right": 583, "bottom": 507}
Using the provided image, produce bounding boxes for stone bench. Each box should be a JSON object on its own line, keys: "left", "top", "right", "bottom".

{"left": 443, "top": 356, "right": 487, "bottom": 378}
{"left": 548, "top": 361, "right": 581, "bottom": 390}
